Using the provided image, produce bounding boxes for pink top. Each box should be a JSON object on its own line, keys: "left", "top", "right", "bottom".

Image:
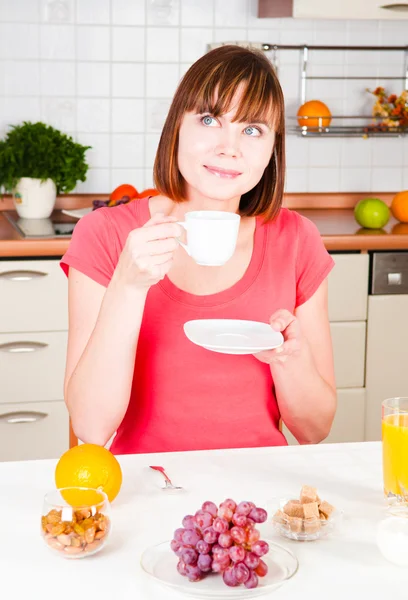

{"left": 61, "top": 197, "right": 334, "bottom": 454}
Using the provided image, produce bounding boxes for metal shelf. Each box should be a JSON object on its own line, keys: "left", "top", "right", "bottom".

{"left": 268, "top": 44, "right": 408, "bottom": 138}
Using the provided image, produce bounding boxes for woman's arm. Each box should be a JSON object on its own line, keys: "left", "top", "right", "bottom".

{"left": 64, "top": 213, "right": 181, "bottom": 446}
{"left": 64, "top": 269, "right": 147, "bottom": 446}
{"left": 254, "top": 279, "right": 336, "bottom": 444}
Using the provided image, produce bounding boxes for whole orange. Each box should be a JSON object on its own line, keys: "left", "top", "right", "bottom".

{"left": 297, "top": 100, "right": 332, "bottom": 128}
{"left": 109, "top": 183, "right": 138, "bottom": 204}
{"left": 390, "top": 190, "right": 408, "bottom": 223}
{"left": 55, "top": 444, "right": 123, "bottom": 505}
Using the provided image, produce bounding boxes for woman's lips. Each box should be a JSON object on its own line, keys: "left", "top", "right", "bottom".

{"left": 204, "top": 165, "right": 242, "bottom": 179}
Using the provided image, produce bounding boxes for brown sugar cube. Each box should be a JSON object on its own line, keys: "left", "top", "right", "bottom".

{"left": 303, "top": 518, "right": 322, "bottom": 534}
{"left": 319, "top": 511, "right": 327, "bottom": 521}
{"left": 273, "top": 510, "right": 287, "bottom": 525}
{"left": 283, "top": 501, "right": 304, "bottom": 519}
{"left": 319, "top": 500, "right": 335, "bottom": 520}
{"left": 288, "top": 516, "right": 303, "bottom": 533}
{"left": 300, "top": 485, "right": 318, "bottom": 504}
{"left": 303, "top": 502, "right": 320, "bottom": 519}
{"left": 316, "top": 495, "right": 321, "bottom": 506}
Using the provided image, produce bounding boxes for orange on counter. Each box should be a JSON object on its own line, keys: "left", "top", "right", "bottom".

{"left": 391, "top": 190, "right": 408, "bottom": 223}
{"left": 55, "top": 444, "right": 123, "bottom": 505}
{"left": 297, "top": 100, "right": 332, "bottom": 128}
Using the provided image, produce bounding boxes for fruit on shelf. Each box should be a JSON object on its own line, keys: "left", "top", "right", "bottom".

{"left": 391, "top": 190, "right": 408, "bottom": 224}
{"left": 297, "top": 100, "right": 332, "bottom": 128}
{"left": 354, "top": 197, "right": 390, "bottom": 230}
{"left": 170, "top": 499, "right": 269, "bottom": 589}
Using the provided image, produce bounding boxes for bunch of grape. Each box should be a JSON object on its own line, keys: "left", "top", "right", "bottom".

{"left": 170, "top": 499, "right": 269, "bottom": 589}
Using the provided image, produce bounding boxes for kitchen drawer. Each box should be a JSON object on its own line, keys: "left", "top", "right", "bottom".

{"left": 328, "top": 254, "right": 369, "bottom": 322}
{"left": 283, "top": 387, "right": 366, "bottom": 445}
{"left": 330, "top": 321, "right": 366, "bottom": 388}
{"left": 0, "top": 400, "right": 69, "bottom": 461}
{"left": 0, "top": 331, "right": 67, "bottom": 403}
{"left": 0, "top": 259, "right": 68, "bottom": 332}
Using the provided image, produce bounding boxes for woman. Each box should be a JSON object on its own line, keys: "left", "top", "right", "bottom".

{"left": 61, "top": 45, "right": 336, "bottom": 454}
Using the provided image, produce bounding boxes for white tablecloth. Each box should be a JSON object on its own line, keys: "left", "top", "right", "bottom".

{"left": 1, "top": 442, "right": 407, "bottom": 599}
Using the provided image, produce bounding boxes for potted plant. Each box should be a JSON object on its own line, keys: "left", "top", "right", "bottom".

{"left": 0, "top": 121, "right": 91, "bottom": 219}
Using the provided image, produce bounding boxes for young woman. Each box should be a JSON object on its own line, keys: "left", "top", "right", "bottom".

{"left": 61, "top": 45, "right": 336, "bottom": 454}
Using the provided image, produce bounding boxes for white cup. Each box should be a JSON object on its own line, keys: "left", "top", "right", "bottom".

{"left": 177, "top": 211, "right": 241, "bottom": 266}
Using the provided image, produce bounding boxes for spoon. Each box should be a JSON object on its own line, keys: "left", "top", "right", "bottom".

{"left": 149, "top": 465, "right": 183, "bottom": 491}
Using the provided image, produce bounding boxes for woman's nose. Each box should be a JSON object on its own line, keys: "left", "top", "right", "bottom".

{"left": 214, "top": 130, "right": 242, "bottom": 158}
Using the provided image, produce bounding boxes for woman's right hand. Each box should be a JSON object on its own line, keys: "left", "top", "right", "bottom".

{"left": 114, "top": 212, "right": 182, "bottom": 291}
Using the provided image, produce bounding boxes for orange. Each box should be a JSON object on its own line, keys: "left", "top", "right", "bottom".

{"left": 391, "top": 190, "right": 408, "bottom": 223}
{"left": 297, "top": 100, "right": 332, "bottom": 128}
{"left": 354, "top": 197, "right": 390, "bottom": 229}
{"left": 109, "top": 183, "right": 138, "bottom": 204}
{"left": 55, "top": 444, "right": 123, "bottom": 505}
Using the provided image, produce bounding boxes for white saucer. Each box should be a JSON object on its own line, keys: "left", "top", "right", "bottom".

{"left": 61, "top": 208, "right": 92, "bottom": 219}
{"left": 183, "top": 319, "right": 284, "bottom": 355}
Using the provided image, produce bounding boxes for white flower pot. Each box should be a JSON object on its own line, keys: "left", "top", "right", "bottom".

{"left": 13, "top": 177, "right": 57, "bottom": 219}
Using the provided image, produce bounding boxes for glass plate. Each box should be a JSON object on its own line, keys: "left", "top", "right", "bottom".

{"left": 140, "top": 540, "right": 298, "bottom": 599}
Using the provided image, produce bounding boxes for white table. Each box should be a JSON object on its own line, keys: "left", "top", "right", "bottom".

{"left": 1, "top": 442, "right": 407, "bottom": 600}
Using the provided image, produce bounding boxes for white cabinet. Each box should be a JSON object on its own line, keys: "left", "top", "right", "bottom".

{"left": 327, "top": 254, "right": 369, "bottom": 322}
{"left": 330, "top": 322, "right": 366, "bottom": 389}
{"left": 0, "top": 401, "right": 69, "bottom": 461}
{"left": 0, "top": 259, "right": 69, "bottom": 461}
{"left": 365, "top": 295, "right": 408, "bottom": 442}
{"left": 259, "top": 0, "right": 408, "bottom": 19}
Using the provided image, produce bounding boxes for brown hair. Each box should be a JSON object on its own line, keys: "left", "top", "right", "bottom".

{"left": 153, "top": 45, "right": 286, "bottom": 222}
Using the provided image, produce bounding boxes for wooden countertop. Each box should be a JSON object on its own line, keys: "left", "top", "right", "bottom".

{"left": 1, "top": 196, "right": 408, "bottom": 256}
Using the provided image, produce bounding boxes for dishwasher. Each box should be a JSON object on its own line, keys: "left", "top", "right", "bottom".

{"left": 365, "top": 252, "right": 408, "bottom": 441}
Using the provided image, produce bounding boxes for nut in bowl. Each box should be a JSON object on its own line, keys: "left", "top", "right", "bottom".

{"left": 41, "top": 487, "right": 111, "bottom": 558}
{"left": 271, "top": 485, "right": 343, "bottom": 542}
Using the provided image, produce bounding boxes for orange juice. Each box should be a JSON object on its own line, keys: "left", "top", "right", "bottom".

{"left": 382, "top": 413, "right": 408, "bottom": 497}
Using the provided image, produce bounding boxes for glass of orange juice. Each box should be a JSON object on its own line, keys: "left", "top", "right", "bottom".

{"left": 382, "top": 397, "right": 408, "bottom": 503}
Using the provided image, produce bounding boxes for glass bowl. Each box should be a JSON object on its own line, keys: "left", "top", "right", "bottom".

{"left": 41, "top": 487, "right": 111, "bottom": 558}
{"left": 270, "top": 497, "right": 343, "bottom": 542}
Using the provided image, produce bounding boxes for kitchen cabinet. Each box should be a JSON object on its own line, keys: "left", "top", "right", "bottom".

{"left": 0, "top": 258, "right": 68, "bottom": 461}
{"left": 258, "top": 0, "right": 408, "bottom": 19}
{"left": 365, "top": 294, "right": 408, "bottom": 441}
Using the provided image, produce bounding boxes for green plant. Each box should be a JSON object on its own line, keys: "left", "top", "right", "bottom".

{"left": 0, "top": 121, "right": 91, "bottom": 193}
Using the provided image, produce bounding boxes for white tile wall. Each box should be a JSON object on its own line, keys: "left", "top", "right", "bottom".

{"left": 0, "top": 0, "right": 406, "bottom": 194}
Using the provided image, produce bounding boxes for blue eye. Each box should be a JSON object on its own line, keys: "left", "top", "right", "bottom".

{"left": 202, "top": 115, "right": 217, "bottom": 126}
{"left": 244, "top": 126, "right": 261, "bottom": 137}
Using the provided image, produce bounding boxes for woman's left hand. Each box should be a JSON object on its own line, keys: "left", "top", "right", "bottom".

{"left": 253, "top": 309, "right": 305, "bottom": 365}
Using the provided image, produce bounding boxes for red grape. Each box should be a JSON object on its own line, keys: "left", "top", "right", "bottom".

{"left": 182, "top": 548, "right": 198, "bottom": 565}
{"left": 177, "top": 559, "right": 187, "bottom": 576}
{"left": 244, "top": 571, "right": 259, "bottom": 589}
{"left": 202, "top": 526, "right": 218, "bottom": 544}
{"left": 252, "top": 540, "right": 269, "bottom": 557}
{"left": 236, "top": 501, "right": 252, "bottom": 516}
{"left": 249, "top": 507, "right": 268, "bottom": 523}
{"left": 213, "top": 517, "right": 229, "bottom": 533}
{"left": 230, "top": 526, "right": 246, "bottom": 544}
{"left": 229, "top": 545, "right": 246, "bottom": 563}
{"left": 197, "top": 553, "right": 212, "bottom": 572}
{"left": 202, "top": 501, "right": 218, "bottom": 517}
{"left": 194, "top": 510, "right": 213, "bottom": 529}
{"left": 218, "top": 532, "right": 233, "bottom": 548}
{"left": 234, "top": 562, "right": 250, "bottom": 584}
{"left": 255, "top": 559, "right": 268, "bottom": 577}
{"left": 196, "top": 540, "right": 211, "bottom": 554}
{"left": 223, "top": 566, "right": 239, "bottom": 587}
{"left": 182, "top": 515, "right": 196, "bottom": 530}
{"left": 244, "top": 551, "right": 260, "bottom": 569}
{"left": 182, "top": 529, "right": 201, "bottom": 547}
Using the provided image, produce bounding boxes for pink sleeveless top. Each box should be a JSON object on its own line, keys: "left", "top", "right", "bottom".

{"left": 61, "top": 197, "right": 334, "bottom": 454}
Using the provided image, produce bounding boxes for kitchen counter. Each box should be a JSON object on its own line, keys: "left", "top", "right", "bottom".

{"left": 1, "top": 193, "right": 408, "bottom": 256}
{"left": 1, "top": 441, "right": 406, "bottom": 600}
